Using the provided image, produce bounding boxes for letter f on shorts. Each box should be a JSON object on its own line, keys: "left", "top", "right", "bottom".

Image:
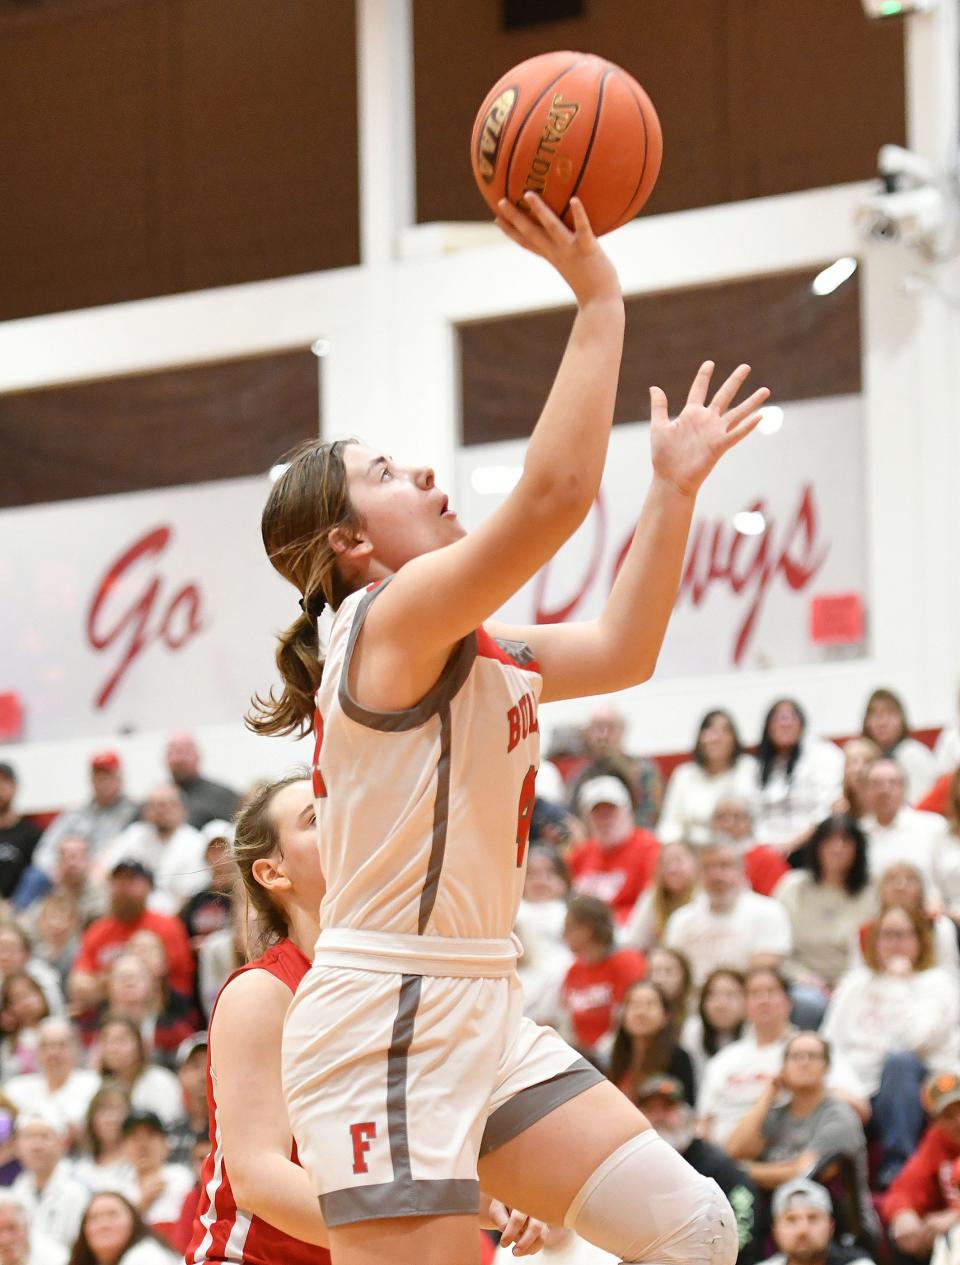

{"left": 349, "top": 1122, "right": 377, "bottom": 1174}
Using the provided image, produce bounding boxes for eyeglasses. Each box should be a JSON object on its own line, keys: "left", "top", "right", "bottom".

{"left": 785, "top": 1049, "right": 827, "bottom": 1062}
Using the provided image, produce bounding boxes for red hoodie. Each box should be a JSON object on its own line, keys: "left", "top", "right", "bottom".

{"left": 883, "top": 1122, "right": 960, "bottom": 1221}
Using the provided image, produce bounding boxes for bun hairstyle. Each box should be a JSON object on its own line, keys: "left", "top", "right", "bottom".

{"left": 247, "top": 439, "right": 362, "bottom": 737}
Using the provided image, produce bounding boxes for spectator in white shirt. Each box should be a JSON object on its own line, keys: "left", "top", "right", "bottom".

{"left": 95, "top": 1017, "right": 182, "bottom": 1128}
{"left": 850, "top": 860, "right": 959, "bottom": 976}
{"left": 859, "top": 759, "right": 946, "bottom": 889}
{"left": 71, "top": 1081, "right": 136, "bottom": 1196}
{"left": 120, "top": 1110, "right": 193, "bottom": 1236}
{"left": 11, "top": 1109, "right": 89, "bottom": 1250}
{"left": 680, "top": 967, "right": 746, "bottom": 1091}
{"left": 0, "top": 1189, "right": 68, "bottom": 1265}
{"left": 751, "top": 700, "right": 844, "bottom": 854}
{"left": 664, "top": 840, "right": 792, "bottom": 989}
{"left": 833, "top": 737, "right": 881, "bottom": 821}
{"left": 70, "top": 1189, "right": 180, "bottom": 1265}
{"left": 861, "top": 687, "right": 938, "bottom": 804}
{"left": 697, "top": 965, "right": 867, "bottom": 1149}
{"left": 620, "top": 840, "right": 698, "bottom": 954}
{"left": 822, "top": 903, "right": 960, "bottom": 1187}
{"left": 514, "top": 845, "right": 573, "bottom": 1023}
{"left": 657, "top": 709, "right": 757, "bottom": 846}
{"left": 4, "top": 1018, "right": 99, "bottom": 1143}
{"left": 97, "top": 786, "right": 207, "bottom": 916}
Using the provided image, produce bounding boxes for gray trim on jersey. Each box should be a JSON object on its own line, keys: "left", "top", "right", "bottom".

{"left": 478, "top": 1058, "right": 606, "bottom": 1158}
{"left": 318, "top": 972, "right": 480, "bottom": 1227}
{"left": 319, "top": 1177, "right": 480, "bottom": 1226}
{"left": 419, "top": 703, "right": 451, "bottom": 932}
{"left": 338, "top": 578, "right": 478, "bottom": 732}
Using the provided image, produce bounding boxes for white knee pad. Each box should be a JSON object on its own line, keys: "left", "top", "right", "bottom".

{"left": 563, "top": 1131, "right": 738, "bottom": 1265}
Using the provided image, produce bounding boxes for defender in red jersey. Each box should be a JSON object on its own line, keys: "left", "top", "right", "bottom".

{"left": 186, "top": 775, "right": 546, "bottom": 1264}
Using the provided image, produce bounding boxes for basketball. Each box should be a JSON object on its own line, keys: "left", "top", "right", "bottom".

{"left": 470, "top": 51, "right": 662, "bottom": 237}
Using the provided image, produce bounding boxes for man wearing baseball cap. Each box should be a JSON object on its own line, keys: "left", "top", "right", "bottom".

{"left": 29, "top": 748, "right": 138, "bottom": 882}
{"left": 759, "top": 1179, "right": 875, "bottom": 1265}
{"left": 566, "top": 775, "right": 660, "bottom": 924}
{"left": 637, "top": 1074, "right": 761, "bottom": 1265}
{"left": 884, "top": 1070, "right": 960, "bottom": 1264}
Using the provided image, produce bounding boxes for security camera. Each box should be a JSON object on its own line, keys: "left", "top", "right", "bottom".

{"left": 855, "top": 142, "right": 949, "bottom": 251}
{"left": 878, "top": 144, "right": 936, "bottom": 189}
{"left": 855, "top": 185, "right": 945, "bottom": 244}
{"left": 861, "top": 0, "right": 938, "bottom": 17}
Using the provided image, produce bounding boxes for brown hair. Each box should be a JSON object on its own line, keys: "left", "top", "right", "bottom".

{"left": 97, "top": 1013, "right": 146, "bottom": 1081}
{"left": 651, "top": 841, "right": 698, "bottom": 940}
{"left": 565, "top": 894, "right": 615, "bottom": 951}
{"left": 862, "top": 687, "right": 909, "bottom": 747}
{"left": 83, "top": 1080, "right": 131, "bottom": 1160}
{"left": 232, "top": 771, "right": 311, "bottom": 955}
{"left": 864, "top": 903, "right": 935, "bottom": 972}
{"left": 607, "top": 980, "right": 678, "bottom": 1096}
{"left": 247, "top": 439, "right": 363, "bottom": 737}
{"left": 68, "top": 1190, "right": 166, "bottom": 1265}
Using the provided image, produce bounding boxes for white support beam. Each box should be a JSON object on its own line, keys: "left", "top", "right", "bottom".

{"left": 355, "top": 0, "right": 417, "bottom": 267}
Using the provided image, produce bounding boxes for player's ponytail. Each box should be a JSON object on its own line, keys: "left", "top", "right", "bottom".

{"left": 246, "top": 438, "right": 362, "bottom": 737}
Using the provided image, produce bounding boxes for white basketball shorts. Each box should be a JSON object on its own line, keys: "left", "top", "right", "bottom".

{"left": 281, "top": 929, "right": 602, "bottom": 1227}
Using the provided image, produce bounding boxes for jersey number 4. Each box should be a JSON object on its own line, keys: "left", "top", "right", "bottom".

{"left": 515, "top": 765, "right": 536, "bottom": 867}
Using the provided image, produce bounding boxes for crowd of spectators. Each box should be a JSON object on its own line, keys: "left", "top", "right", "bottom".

{"left": 0, "top": 685, "right": 956, "bottom": 1263}
{"left": 517, "top": 686, "right": 960, "bottom": 1265}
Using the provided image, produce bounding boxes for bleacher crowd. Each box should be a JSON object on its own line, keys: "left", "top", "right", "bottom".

{"left": 0, "top": 687, "right": 957, "bottom": 1265}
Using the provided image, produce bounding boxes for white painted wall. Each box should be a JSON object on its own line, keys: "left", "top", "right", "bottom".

{"left": 1, "top": 4, "right": 958, "bottom": 810}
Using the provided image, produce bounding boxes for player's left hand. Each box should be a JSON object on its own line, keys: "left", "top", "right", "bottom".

{"left": 649, "top": 361, "right": 770, "bottom": 498}
{"left": 489, "top": 1200, "right": 550, "bottom": 1256}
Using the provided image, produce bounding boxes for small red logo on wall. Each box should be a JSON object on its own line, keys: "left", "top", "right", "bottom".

{"left": 349, "top": 1122, "right": 377, "bottom": 1174}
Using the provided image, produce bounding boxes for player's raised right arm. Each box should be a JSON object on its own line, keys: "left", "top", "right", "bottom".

{"left": 373, "top": 194, "right": 623, "bottom": 658}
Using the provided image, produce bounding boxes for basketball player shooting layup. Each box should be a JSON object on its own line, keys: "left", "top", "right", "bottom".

{"left": 248, "top": 192, "right": 769, "bottom": 1265}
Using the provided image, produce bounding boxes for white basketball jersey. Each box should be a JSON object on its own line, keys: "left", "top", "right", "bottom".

{"left": 311, "top": 580, "right": 542, "bottom": 941}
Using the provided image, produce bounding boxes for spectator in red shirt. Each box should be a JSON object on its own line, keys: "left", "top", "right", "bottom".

{"left": 68, "top": 860, "right": 194, "bottom": 1015}
{"left": 560, "top": 894, "right": 646, "bottom": 1056}
{"left": 567, "top": 776, "right": 659, "bottom": 924}
{"left": 884, "top": 1070, "right": 960, "bottom": 1265}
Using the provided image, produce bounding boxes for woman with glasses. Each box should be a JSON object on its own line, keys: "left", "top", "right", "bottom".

{"left": 822, "top": 904, "right": 960, "bottom": 1188}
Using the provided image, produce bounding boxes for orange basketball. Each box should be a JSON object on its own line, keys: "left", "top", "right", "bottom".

{"left": 470, "top": 51, "right": 662, "bottom": 237}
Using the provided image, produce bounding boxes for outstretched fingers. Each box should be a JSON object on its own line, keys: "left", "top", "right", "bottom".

{"left": 723, "top": 385, "right": 770, "bottom": 432}
{"left": 649, "top": 385, "right": 670, "bottom": 425}
{"left": 710, "top": 363, "right": 752, "bottom": 414}
{"left": 686, "top": 360, "right": 715, "bottom": 407}
{"left": 722, "top": 388, "right": 771, "bottom": 450}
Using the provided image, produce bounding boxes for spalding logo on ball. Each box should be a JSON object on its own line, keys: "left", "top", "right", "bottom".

{"left": 471, "top": 51, "right": 663, "bottom": 237}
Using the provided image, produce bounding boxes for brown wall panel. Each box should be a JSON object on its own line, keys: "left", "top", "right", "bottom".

{"left": 0, "top": 0, "right": 358, "bottom": 321}
{"left": 0, "top": 348, "right": 320, "bottom": 507}
{"left": 459, "top": 266, "right": 861, "bottom": 445}
{"left": 414, "top": 0, "right": 905, "bottom": 223}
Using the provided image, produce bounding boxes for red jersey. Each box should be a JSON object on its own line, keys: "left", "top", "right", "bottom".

{"left": 567, "top": 830, "right": 659, "bottom": 923}
{"left": 185, "top": 939, "right": 330, "bottom": 1265}
{"left": 561, "top": 948, "right": 647, "bottom": 1048}
{"left": 74, "top": 909, "right": 195, "bottom": 995}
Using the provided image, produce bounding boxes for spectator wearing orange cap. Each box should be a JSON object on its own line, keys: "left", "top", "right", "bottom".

{"left": 884, "top": 1072, "right": 960, "bottom": 1265}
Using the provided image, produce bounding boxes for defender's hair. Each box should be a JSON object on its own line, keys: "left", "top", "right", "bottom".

{"left": 232, "top": 771, "right": 310, "bottom": 955}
